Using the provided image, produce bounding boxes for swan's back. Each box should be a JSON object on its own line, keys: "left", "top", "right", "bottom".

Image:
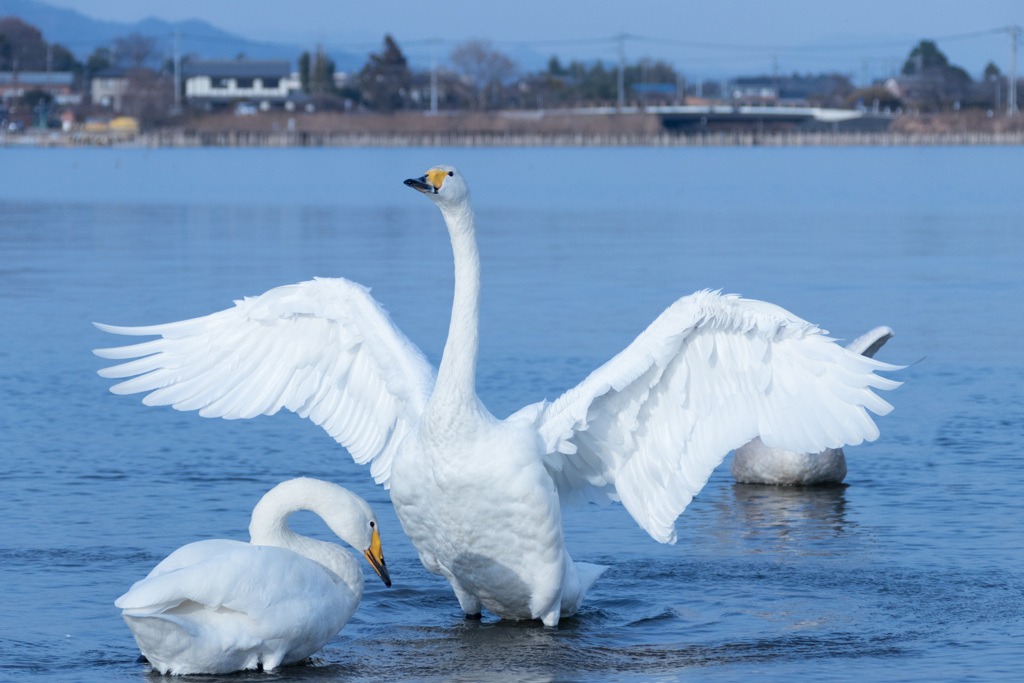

{"left": 117, "top": 542, "right": 359, "bottom": 675}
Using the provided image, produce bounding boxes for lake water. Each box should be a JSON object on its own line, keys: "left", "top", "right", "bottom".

{"left": 1, "top": 147, "right": 1022, "bottom": 682}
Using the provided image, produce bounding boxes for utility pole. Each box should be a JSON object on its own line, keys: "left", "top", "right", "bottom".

{"left": 429, "top": 38, "right": 438, "bottom": 114}
{"left": 771, "top": 54, "right": 778, "bottom": 101}
{"left": 46, "top": 42, "right": 52, "bottom": 84}
{"left": 172, "top": 31, "right": 182, "bottom": 115}
{"left": 617, "top": 33, "right": 625, "bottom": 110}
{"left": 1009, "top": 25, "right": 1020, "bottom": 116}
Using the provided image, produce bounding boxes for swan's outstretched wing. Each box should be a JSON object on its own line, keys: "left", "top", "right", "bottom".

{"left": 94, "top": 278, "right": 435, "bottom": 487}
{"left": 535, "top": 290, "right": 900, "bottom": 544}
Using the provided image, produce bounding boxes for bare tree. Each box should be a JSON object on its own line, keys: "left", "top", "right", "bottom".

{"left": 121, "top": 68, "right": 173, "bottom": 126}
{"left": 115, "top": 32, "right": 158, "bottom": 68}
{"left": 450, "top": 40, "right": 516, "bottom": 109}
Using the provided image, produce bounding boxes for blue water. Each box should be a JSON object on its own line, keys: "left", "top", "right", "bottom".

{"left": 1, "top": 147, "right": 1022, "bottom": 682}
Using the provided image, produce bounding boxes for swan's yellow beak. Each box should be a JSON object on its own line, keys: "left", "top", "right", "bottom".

{"left": 364, "top": 528, "right": 391, "bottom": 587}
{"left": 404, "top": 169, "right": 447, "bottom": 195}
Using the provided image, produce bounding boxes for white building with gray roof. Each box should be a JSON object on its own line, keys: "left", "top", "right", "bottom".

{"left": 183, "top": 60, "right": 300, "bottom": 106}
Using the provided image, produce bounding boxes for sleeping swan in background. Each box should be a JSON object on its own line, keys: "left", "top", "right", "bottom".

{"left": 116, "top": 478, "right": 391, "bottom": 675}
{"left": 731, "top": 326, "right": 895, "bottom": 485}
{"left": 96, "top": 166, "right": 899, "bottom": 626}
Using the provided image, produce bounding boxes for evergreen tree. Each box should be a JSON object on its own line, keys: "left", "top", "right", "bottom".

{"left": 311, "top": 46, "right": 335, "bottom": 94}
{"left": 901, "top": 40, "right": 949, "bottom": 75}
{"left": 0, "top": 17, "right": 79, "bottom": 72}
{"left": 358, "top": 35, "right": 411, "bottom": 112}
{"left": 298, "top": 51, "right": 311, "bottom": 93}
{"left": 86, "top": 47, "right": 112, "bottom": 74}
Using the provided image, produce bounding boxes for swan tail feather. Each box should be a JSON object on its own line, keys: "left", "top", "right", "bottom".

{"left": 574, "top": 562, "right": 609, "bottom": 596}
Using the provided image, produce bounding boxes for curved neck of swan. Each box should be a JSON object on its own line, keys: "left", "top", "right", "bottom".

{"left": 248, "top": 479, "right": 365, "bottom": 592}
{"left": 430, "top": 199, "right": 480, "bottom": 415}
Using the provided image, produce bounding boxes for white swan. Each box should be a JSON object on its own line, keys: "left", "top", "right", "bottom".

{"left": 96, "top": 166, "right": 899, "bottom": 626}
{"left": 116, "top": 478, "right": 391, "bottom": 675}
{"left": 730, "top": 326, "right": 894, "bottom": 485}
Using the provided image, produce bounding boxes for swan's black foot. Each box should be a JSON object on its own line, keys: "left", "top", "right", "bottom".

{"left": 135, "top": 655, "right": 149, "bottom": 664}
{"left": 465, "top": 613, "right": 482, "bottom": 620}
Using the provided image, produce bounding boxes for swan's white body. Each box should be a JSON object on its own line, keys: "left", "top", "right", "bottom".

{"left": 730, "top": 327, "right": 894, "bottom": 485}
{"left": 96, "top": 166, "right": 899, "bottom": 626}
{"left": 116, "top": 478, "right": 389, "bottom": 675}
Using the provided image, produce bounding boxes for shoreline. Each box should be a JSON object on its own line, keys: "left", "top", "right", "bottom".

{"left": 4, "top": 129, "right": 1024, "bottom": 148}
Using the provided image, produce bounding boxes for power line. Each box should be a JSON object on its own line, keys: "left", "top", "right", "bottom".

{"left": 627, "top": 27, "right": 1010, "bottom": 54}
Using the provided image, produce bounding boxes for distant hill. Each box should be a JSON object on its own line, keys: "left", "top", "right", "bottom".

{"left": 0, "top": 0, "right": 364, "bottom": 70}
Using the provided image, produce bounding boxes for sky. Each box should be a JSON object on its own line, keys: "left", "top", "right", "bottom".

{"left": 39, "top": 0, "right": 1024, "bottom": 77}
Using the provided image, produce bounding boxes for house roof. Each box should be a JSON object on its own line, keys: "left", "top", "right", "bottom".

{"left": 0, "top": 71, "right": 75, "bottom": 85}
{"left": 91, "top": 67, "right": 127, "bottom": 78}
{"left": 183, "top": 60, "right": 291, "bottom": 78}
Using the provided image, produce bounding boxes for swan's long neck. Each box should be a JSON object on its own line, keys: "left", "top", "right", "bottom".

{"left": 428, "top": 200, "right": 481, "bottom": 418}
{"left": 248, "top": 479, "right": 364, "bottom": 593}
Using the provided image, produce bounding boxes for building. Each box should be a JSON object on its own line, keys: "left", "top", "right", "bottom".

{"left": 183, "top": 60, "right": 299, "bottom": 106}
{"left": 90, "top": 67, "right": 129, "bottom": 110}
{"left": 726, "top": 77, "right": 778, "bottom": 103}
{"left": 0, "top": 71, "right": 75, "bottom": 101}
{"left": 726, "top": 74, "right": 851, "bottom": 105}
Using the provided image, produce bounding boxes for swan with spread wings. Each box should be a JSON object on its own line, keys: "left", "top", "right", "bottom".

{"left": 96, "top": 166, "right": 899, "bottom": 626}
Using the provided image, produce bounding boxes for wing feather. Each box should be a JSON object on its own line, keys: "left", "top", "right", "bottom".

{"left": 95, "top": 278, "right": 435, "bottom": 487}
{"left": 537, "top": 290, "right": 899, "bottom": 543}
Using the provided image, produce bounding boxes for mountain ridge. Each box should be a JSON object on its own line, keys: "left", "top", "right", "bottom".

{"left": 0, "top": 0, "right": 363, "bottom": 70}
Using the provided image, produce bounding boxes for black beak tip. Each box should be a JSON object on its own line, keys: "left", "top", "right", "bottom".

{"left": 403, "top": 178, "right": 417, "bottom": 187}
{"left": 377, "top": 559, "right": 392, "bottom": 587}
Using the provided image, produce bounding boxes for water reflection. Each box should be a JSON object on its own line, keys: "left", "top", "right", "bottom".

{"left": 727, "top": 484, "right": 854, "bottom": 555}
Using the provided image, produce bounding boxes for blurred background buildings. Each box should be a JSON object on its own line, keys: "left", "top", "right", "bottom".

{"left": 0, "top": 0, "right": 1019, "bottom": 136}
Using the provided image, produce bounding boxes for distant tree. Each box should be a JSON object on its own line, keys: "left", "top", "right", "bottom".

{"left": 0, "top": 17, "right": 46, "bottom": 70}
{"left": 901, "top": 40, "right": 949, "bottom": 75}
{"left": 579, "top": 60, "right": 616, "bottom": 102}
{"left": 0, "top": 17, "right": 79, "bottom": 72}
{"left": 358, "top": 35, "right": 411, "bottom": 112}
{"left": 23, "top": 89, "right": 50, "bottom": 107}
{"left": 86, "top": 47, "right": 112, "bottom": 74}
{"left": 115, "top": 32, "right": 158, "bottom": 68}
{"left": 49, "top": 43, "right": 79, "bottom": 72}
{"left": 899, "top": 39, "right": 972, "bottom": 109}
{"left": 121, "top": 68, "right": 173, "bottom": 126}
{"left": 450, "top": 40, "right": 516, "bottom": 108}
{"left": 310, "top": 46, "right": 335, "bottom": 94}
{"left": 984, "top": 61, "right": 1001, "bottom": 80}
{"left": 298, "top": 51, "right": 311, "bottom": 93}
{"left": 547, "top": 56, "right": 566, "bottom": 76}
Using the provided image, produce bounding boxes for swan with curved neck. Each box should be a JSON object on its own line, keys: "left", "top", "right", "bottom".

{"left": 116, "top": 478, "right": 390, "bottom": 675}
{"left": 97, "top": 165, "right": 899, "bottom": 627}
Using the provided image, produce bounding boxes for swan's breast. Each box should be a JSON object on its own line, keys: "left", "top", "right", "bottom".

{"left": 391, "top": 417, "right": 567, "bottom": 611}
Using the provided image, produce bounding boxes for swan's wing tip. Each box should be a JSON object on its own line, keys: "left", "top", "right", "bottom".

{"left": 846, "top": 326, "right": 896, "bottom": 358}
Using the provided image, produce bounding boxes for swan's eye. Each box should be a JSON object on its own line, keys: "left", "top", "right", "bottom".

{"left": 447, "top": 171, "right": 453, "bottom": 177}
{"left": 370, "top": 521, "right": 375, "bottom": 528}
